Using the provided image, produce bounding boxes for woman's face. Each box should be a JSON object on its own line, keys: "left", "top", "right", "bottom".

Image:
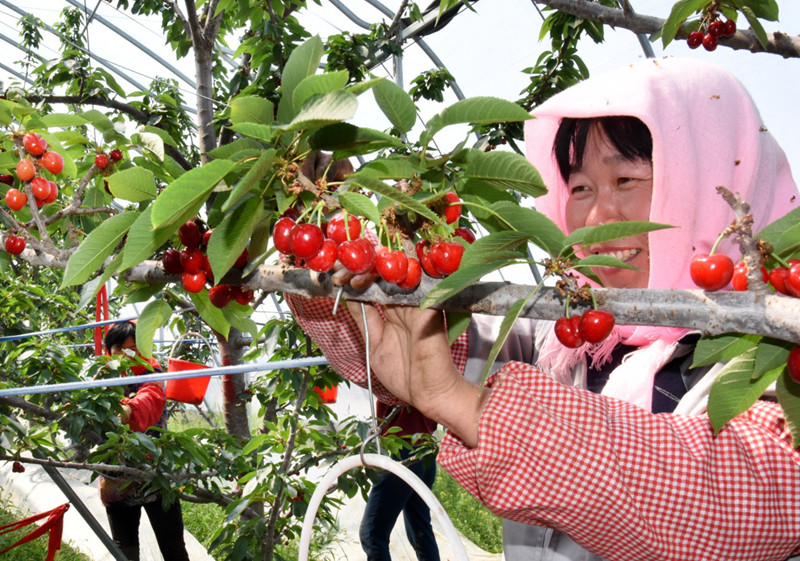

{"left": 564, "top": 125, "right": 654, "bottom": 289}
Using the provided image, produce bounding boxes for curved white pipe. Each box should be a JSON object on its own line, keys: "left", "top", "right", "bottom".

{"left": 298, "top": 453, "right": 468, "bottom": 561}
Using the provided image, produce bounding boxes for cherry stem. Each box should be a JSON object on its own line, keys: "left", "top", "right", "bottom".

{"left": 772, "top": 253, "right": 791, "bottom": 268}
{"left": 709, "top": 230, "right": 727, "bottom": 255}
{"left": 564, "top": 294, "right": 572, "bottom": 318}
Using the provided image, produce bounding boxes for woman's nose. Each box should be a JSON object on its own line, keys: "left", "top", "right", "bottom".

{"left": 584, "top": 195, "right": 622, "bottom": 226}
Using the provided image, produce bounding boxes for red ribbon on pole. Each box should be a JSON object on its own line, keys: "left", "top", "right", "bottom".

{"left": 94, "top": 284, "right": 109, "bottom": 356}
{"left": 0, "top": 503, "right": 70, "bottom": 561}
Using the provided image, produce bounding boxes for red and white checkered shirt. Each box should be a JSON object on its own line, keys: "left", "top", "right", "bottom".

{"left": 287, "top": 294, "right": 800, "bottom": 561}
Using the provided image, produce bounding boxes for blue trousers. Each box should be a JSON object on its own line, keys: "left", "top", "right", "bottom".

{"left": 359, "top": 449, "right": 440, "bottom": 561}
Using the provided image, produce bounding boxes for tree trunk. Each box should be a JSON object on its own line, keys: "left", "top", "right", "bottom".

{"left": 216, "top": 328, "right": 251, "bottom": 440}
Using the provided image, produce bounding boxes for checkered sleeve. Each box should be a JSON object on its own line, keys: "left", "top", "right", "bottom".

{"left": 439, "top": 361, "right": 800, "bottom": 561}
{"left": 285, "top": 294, "right": 469, "bottom": 405}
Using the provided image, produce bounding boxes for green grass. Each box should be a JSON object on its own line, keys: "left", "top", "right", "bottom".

{"left": 432, "top": 470, "right": 503, "bottom": 553}
{"left": 0, "top": 502, "right": 91, "bottom": 561}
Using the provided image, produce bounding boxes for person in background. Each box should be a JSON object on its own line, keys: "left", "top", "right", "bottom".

{"left": 360, "top": 402, "right": 440, "bottom": 561}
{"left": 100, "top": 321, "right": 190, "bottom": 561}
{"left": 286, "top": 57, "right": 800, "bottom": 561}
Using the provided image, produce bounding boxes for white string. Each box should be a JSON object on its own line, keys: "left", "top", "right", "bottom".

{"left": 297, "top": 454, "right": 468, "bottom": 561}
{"left": 360, "top": 302, "right": 381, "bottom": 455}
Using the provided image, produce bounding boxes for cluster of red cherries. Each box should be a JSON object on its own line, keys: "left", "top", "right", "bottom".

{"left": 161, "top": 220, "right": 254, "bottom": 308}
{"left": 2, "top": 133, "right": 69, "bottom": 255}
{"left": 94, "top": 148, "right": 123, "bottom": 171}
{"left": 554, "top": 309, "right": 616, "bottom": 348}
{"left": 690, "top": 252, "right": 800, "bottom": 383}
{"left": 274, "top": 191, "right": 475, "bottom": 289}
{"left": 686, "top": 16, "right": 736, "bottom": 52}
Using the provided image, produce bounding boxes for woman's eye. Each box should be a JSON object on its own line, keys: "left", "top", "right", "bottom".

{"left": 569, "top": 184, "right": 589, "bottom": 195}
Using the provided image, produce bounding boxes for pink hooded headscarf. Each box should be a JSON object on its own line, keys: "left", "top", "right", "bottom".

{"left": 524, "top": 57, "right": 798, "bottom": 409}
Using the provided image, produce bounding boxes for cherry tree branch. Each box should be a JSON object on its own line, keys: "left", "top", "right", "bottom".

{"left": 533, "top": 0, "right": 800, "bottom": 58}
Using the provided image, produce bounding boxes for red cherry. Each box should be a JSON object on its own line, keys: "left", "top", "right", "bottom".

{"left": 397, "top": 257, "right": 422, "bottom": 290}
{"left": 338, "top": 238, "right": 376, "bottom": 274}
{"left": 181, "top": 271, "right": 206, "bottom": 293}
{"left": 375, "top": 249, "right": 409, "bottom": 284}
{"left": 209, "top": 285, "right": 233, "bottom": 308}
{"left": 429, "top": 241, "right": 464, "bottom": 276}
{"left": 4, "top": 235, "right": 25, "bottom": 255}
{"left": 231, "top": 286, "right": 255, "bottom": 305}
{"left": 306, "top": 239, "right": 338, "bottom": 272}
{"left": 95, "top": 154, "right": 109, "bottom": 169}
{"left": 281, "top": 207, "right": 300, "bottom": 221}
{"left": 788, "top": 347, "right": 800, "bottom": 384}
{"left": 453, "top": 227, "right": 476, "bottom": 244}
{"left": 768, "top": 267, "right": 790, "bottom": 295}
{"left": 723, "top": 19, "right": 736, "bottom": 37}
{"left": 272, "top": 217, "right": 295, "bottom": 254}
{"left": 708, "top": 20, "right": 725, "bottom": 38}
{"left": 44, "top": 181, "right": 58, "bottom": 204}
{"left": 16, "top": 159, "right": 35, "bottom": 182}
{"left": 109, "top": 149, "right": 123, "bottom": 162}
{"left": 178, "top": 221, "right": 202, "bottom": 248}
{"left": 23, "top": 133, "right": 47, "bottom": 156}
{"left": 687, "top": 31, "right": 704, "bottom": 49}
{"left": 180, "top": 247, "right": 204, "bottom": 273}
{"left": 443, "top": 192, "right": 462, "bottom": 224}
{"left": 30, "top": 176, "right": 50, "bottom": 200}
{"left": 233, "top": 248, "right": 249, "bottom": 269}
{"left": 732, "top": 262, "right": 768, "bottom": 291}
{"left": 785, "top": 263, "right": 800, "bottom": 297}
{"left": 162, "top": 248, "right": 184, "bottom": 274}
{"left": 202, "top": 229, "right": 213, "bottom": 248}
{"left": 289, "top": 223, "right": 324, "bottom": 259}
{"left": 554, "top": 316, "right": 584, "bottom": 348}
{"left": 419, "top": 250, "right": 443, "bottom": 279}
{"left": 5, "top": 188, "right": 27, "bottom": 211}
{"left": 579, "top": 310, "right": 615, "bottom": 344}
{"left": 41, "top": 151, "right": 64, "bottom": 175}
{"left": 689, "top": 253, "right": 734, "bottom": 291}
{"left": 0, "top": 174, "right": 13, "bottom": 186}
{"left": 326, "top": 212, "right": 361, "bottom": 244}
{"left": 11, "top": 461, "right": 25, "bottom": 473}
{"left": 702, "top": 33, "right": 718, "bottom": 51}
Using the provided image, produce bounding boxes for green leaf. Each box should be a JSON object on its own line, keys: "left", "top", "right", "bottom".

{"left": 139, "top": 125, "right": 179, "bottom": 147}
{"left": 308, "top": 123, "right": 403, "bottom": 158}
{"left": 708, "top": 347, "right": 782, "bottom": 434}
{"left": 293, "top": 71, "right": 349, "bottom": 112}
{"left": 356, "top": 157, "right": 427, "bottom": 180}
{"left": 151, "top": 160, "right": 234, "bottom": 228}
{"left": 106, "top": 167, "right": 157, "bottom": 202}
{"left": 121, "top": 205, "right": 197, "bottom": 271}
{"left": 757, "top": 207, "right": 800, "bottom": 257}
{"left": 282, "top": 90, "right": 358, "bottom": 132}
{"left": 348, "top": 174, "right": 443, "bottom": 225}
{"left": 81, "top": 109, "right": 125, "bottom": 143}
{"left": 208, "top": 197, "right": 265, "bottom": 280}
{"left": 138, "top": 132, "right": 164, "bottom": 161}
{"left": 741, "top": 6, "right": 769, "bottom": 49}
{"left": 488, "top": 201, "right": 565, "bottom": 256}
{"left": 744, "top": 0, "right": 779, "bottom": 20}
{"left": 61, "top": 211, "right": 139, "bottom": 287}
{"left": 346, "top": 76, "right": 385, "bottom": 96}
{"left": 561, "top": 222, "right": 673, "bottom": 256}
{"left": 230, "top": 95, "right": 275, "bottom": 126}
{"left": 223, "top": 304, "right": 259, "bottom": 344}
{"left": 222, "top": 150, "right": 275, "bottom": 212}
{"left": 481, "top": 290, "right": 540, "bottom": 383}
{"left": 208, "top": 138, "right": 265, "bottom": 160}
{"left": 752, "top": 338, "right": 793, "bottom": 380}
{"left": 338, "top": 192, "right": 381, "bottom": 225}
{"left": 463, "top": 150, "right": 546, "bottom": 198}
{"left": 661, "top": 0, "right": 708, "bottom": 47}
{"left": 189, "top": 292, "right": 230, "bottom": 339}
{"left": 229, "top": 123, "right": 273, "bottom": 143}
{"left": 572, "top": 254, "right": 639, "bottom": 272}
{"left": 242, "top": 433, "right": 269, "bottom": 455}
{"left": 446, "top": 312, "right": 471, "bottom": 345}
{"left": 277, "top": 35, "right": 324, "bottom": 122}
{"left": 421, "top": 258, "right": 519, "bottom": 309}
{"left": 692, "top": 333, "right": 760, "bottom": 368}
{"left": 426, "top": 97, "right": 532, "bottom": 138}
{"left": 136, "top": 299, "right": 172, "bottom": 358}
{"left": 40, "top": 113, "right": 88, "bottom": 127}
{"left": 373, "top": 78, "right": 417, "bottom": 133}
{"left": 776, "top": 368, "right": 800, "bottom": 447}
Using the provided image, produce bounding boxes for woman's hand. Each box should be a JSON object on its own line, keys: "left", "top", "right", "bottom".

{"left": 346, "top": 301, "right": 488, "bottom": 447}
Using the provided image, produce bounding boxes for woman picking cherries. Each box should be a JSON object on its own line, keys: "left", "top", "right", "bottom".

{"left": 287, "top": 57, "right": 800, "bottom": 561}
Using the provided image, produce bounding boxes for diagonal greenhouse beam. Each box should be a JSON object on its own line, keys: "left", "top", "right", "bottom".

{"left": 533, "top": 0, "right": 800, "bottom": 58}
{"left": 123, "top": 261, "right": 800, "bottom": 344}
